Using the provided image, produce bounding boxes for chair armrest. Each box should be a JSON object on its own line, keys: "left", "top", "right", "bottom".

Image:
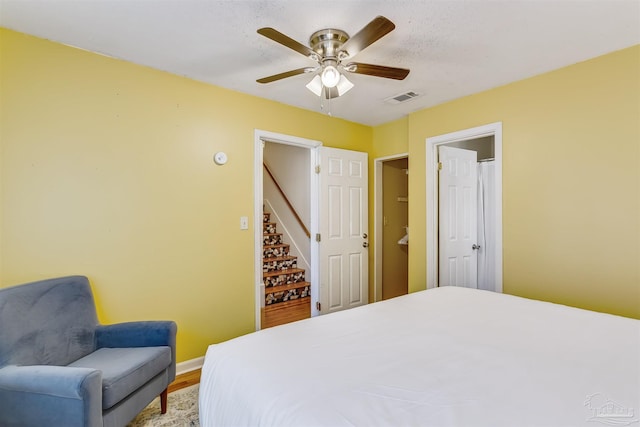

{"left": 96, "top": 321, "right": 177, "bottom": 382}
{"left": 0, "top": 365, "right": 102, "bottom": 427}
{"left": 96, "top": 321, "right": 176, "bottom": 348}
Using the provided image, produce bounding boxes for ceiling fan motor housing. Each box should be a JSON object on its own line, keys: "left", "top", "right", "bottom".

{"left": 309, "top": 29, "right": 350, "bottom": 60}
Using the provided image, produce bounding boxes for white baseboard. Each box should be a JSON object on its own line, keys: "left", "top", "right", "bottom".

{"left": 176, "top": 356, "right": 205, "bottom": 376}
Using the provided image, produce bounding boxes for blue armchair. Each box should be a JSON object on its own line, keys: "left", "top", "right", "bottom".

{"left": 0, "top": 275, "right": 177, "bottom": 427}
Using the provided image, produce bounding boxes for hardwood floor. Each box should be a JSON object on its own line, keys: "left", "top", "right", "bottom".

{"left": 168, "top": 368, "right": 201, "bottom": 393}
{"left": 261, "top": 297, "right": 310, "bottom": 328}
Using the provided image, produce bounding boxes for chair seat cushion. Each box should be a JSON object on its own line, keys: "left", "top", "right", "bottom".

{"left": 68, "top": 346, "right": 171, "bottom": 409}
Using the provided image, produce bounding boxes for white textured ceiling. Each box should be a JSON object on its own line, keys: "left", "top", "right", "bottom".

{"left": 1, "top": 0, "right": 639, "bottom": 126}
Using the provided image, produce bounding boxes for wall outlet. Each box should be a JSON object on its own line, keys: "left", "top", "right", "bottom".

{"left": 240, "top": 216, "right": 249, "bottom": 230}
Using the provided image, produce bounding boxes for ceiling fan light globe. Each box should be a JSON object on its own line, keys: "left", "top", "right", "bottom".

{"left": 336, "top": 75, "right": 354, "bottom": 96}
{"left": 306, "top": 75, "right": 323, "bottom": 96}
{"left": 321, "top": 65, "right": 340, "bottom": 88}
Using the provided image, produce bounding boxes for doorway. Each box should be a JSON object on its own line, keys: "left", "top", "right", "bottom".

{"left": 425, "top": 123, "right": 503, "bottom": 292}
{"left": 374, "top": 153, "right": 409, "bottom": 302}
{"left": 254, "top": 130, "right": 321, "bottom": 330}
{"left": 254, "top": 130, "right": 370, "bottom": 329}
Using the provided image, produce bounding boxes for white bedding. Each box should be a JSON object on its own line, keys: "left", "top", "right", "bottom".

{"left": 200, "top": 287, "right": 639, "bottom": 426}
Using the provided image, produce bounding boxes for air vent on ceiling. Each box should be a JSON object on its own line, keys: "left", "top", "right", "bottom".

{"left": 384, "top": 91, "right": 421, "bottom": 104}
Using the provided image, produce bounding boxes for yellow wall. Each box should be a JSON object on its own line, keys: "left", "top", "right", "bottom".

{"left": 407, "top": 45, "right": 640, "bottom": 318}
{"left": 372, "top": 117, "right": 409, "bottom": 158}
{"left": 0, "top": 29, "right": 371, "bottom": 361}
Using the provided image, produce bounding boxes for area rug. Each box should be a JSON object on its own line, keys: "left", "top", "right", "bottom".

{"left": 127, "top": 385, "right": 199, "bottom": 427}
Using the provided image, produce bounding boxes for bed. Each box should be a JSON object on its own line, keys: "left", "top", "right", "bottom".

{"left": 199, "top": 287, "right": 639, "bottom": 426}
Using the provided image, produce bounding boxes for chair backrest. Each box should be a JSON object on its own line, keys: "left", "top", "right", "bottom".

{"left": 0, "top": 275, "right": 98, "bottom": 368}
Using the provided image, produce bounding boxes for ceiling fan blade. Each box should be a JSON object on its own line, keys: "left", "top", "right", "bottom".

{"left": 257, "top": 67, "right": 312, "bottom": 84}
{"left": 346, "top": 62, "right": 410, "bottom": 80}
{"left": 340, "top": 16, "right": 395, "bottom": 58}
{"left": 258, "top": 27, "right": 316, "bottom": 58}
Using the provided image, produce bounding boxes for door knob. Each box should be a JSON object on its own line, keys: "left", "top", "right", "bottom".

{"left": 363, "top": 242, "right": 369, "bottom": 248}
{"left": 472, "top": 244, "right": 481, "bottom": 250}
{"left": 362, "top": 233, "right": 368, "bottom": 239}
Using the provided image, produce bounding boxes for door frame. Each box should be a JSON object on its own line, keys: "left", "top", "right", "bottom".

{"left": 254, "top": 130, "right": 322, "bottom": 330}
{"left": 373, "top": 152, "right": 409, "bottom": 302}
{"left": 425, "top": 122, "right": 503, "bottom": 291}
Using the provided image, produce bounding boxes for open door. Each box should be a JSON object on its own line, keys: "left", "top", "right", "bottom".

{"left": 438, "top": 146, "right": 478, "bottom": 288}
{"left": 318, "top": 147, "right": 368, "bottom": 314}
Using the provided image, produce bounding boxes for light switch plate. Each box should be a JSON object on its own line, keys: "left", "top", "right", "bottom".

{"left": 240, "top": 216, "right": 249, "bottom": 230}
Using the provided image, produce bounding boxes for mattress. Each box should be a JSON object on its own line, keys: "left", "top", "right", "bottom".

{"left": 199, "top": 287, "right": 639, "bottom": 426}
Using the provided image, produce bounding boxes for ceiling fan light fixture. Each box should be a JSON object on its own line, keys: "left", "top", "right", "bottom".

{"left": 321, "top": 64, "right": 340, "bottom": 88}
{"left": 306, "top": 75, "right": 323, "bottom": 96}
{"left": 306, "top": 74, "right": 354, "bottom": 98}
{"left": 335, "top": 74, "right": 354, "bottom": 96}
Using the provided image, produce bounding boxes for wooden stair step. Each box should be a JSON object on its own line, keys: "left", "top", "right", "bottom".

{"left": 262, "top": 267, "right": 305, "bottom": 278}
{"left": 266, "top": 281, "right": 310, "bottom": 293}
{"left": 262, "top": 255, "right": 296, "bottom": 263}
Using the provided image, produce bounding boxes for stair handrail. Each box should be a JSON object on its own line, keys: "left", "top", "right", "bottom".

{"left": 263, "top": 162, "right": 311, "bottom": 239}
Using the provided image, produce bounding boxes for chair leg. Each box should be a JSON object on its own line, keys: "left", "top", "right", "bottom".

{"left": 160, "top": 388, "right": 168, "bottom": 414}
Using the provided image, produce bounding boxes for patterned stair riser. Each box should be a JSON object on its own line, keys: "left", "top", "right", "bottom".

{"left": 263, "top": 234, "right": 283, "bottom": 246}
{"left": 264, "top": 270, "right": 305, "bottom": 287}
{"left": 265, "top": 284, "right": 311, "bottom": 305}
{"left": 263, "top": 257, "right": 297, "bottom": 273}
{"left": 263, "top": 211, "right": 310, "bottom": 308}
{"left": 263, "top": 244, "right": 289, "bottom": 259}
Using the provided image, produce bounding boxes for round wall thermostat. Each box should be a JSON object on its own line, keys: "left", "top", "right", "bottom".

{"left": 213, "top": 152, "right": 228, "bottom": 165}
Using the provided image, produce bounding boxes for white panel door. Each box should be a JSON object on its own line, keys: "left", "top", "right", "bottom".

{"left": 319, "top": 147, "right": 368, "bottom": 314}
{"left": 438, "top": 146, "right": 478, "bottom": 288}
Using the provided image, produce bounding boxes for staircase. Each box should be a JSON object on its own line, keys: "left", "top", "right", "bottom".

{"left": 262, "top": 212, "right": 311, "bottom": 328}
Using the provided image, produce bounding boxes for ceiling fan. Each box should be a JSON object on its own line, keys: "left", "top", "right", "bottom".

{"left": 256, "top": 16, "right": 410, "bottom": 99}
